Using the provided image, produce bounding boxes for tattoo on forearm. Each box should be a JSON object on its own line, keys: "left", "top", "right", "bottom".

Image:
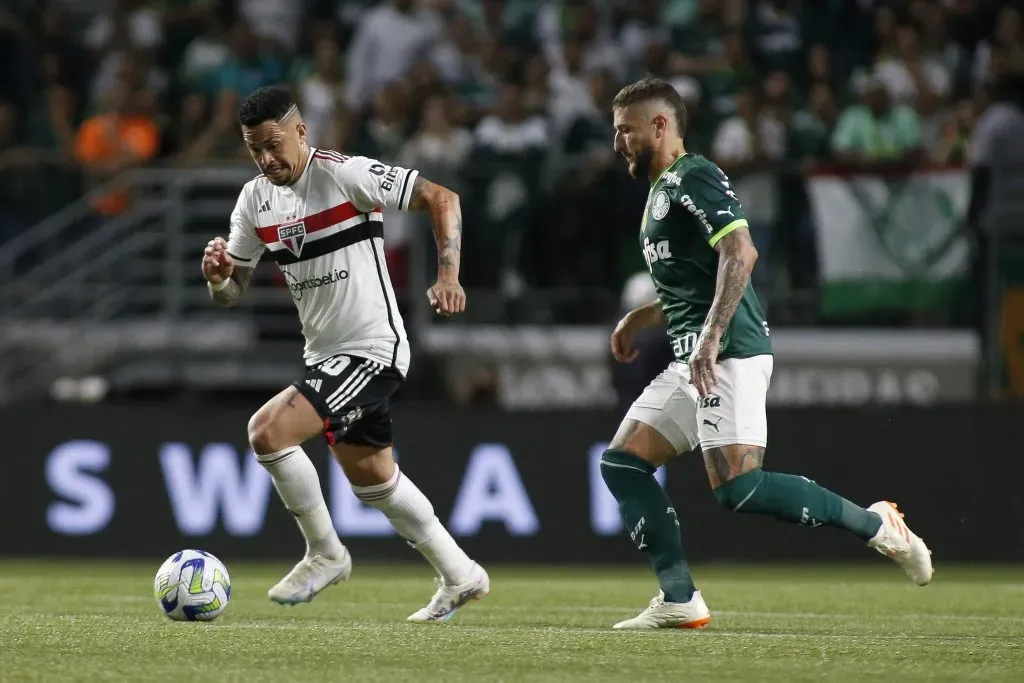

{"left": 409, "top": 175, "right": 463, "bottom": 278}
{"left": 210, "top": 266, "right": 254, "bottom": 307}
{"left": 705, "top": 230, "right": 754, "bottom": 335}
{"left": 703, "top": 445, "right": 765, "bottom": 489}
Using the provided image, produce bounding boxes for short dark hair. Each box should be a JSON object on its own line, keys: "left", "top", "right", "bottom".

{"left": 613, "top": 77, "right": 687, "bottom": 134}
{"left": 238, "top": 86, "right": 297, "bottom": 127}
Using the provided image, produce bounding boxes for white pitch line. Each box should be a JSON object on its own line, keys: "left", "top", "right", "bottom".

{"left": 11, "top": 595, "right": 1024, "bottom": 624}
{"left": 3, "top": 614, "right": 1020, "bottom": 645}
{"left": 172, "top": 622, "right": 1024, "bottom": 644}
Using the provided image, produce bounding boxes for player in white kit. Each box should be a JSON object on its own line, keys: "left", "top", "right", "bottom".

{"left": 200, "top": 86, "right": 488, "bottom": 622}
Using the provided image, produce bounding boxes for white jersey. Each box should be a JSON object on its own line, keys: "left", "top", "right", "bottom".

{"left": 227, "top": 148, "right": 415, "bottom": 374}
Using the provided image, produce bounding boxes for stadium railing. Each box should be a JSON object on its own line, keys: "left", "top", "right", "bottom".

{"left": 2, "top": 161, "right": 1015, "bottom": 405}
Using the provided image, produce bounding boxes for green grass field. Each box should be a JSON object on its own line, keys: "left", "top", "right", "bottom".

{"left": 1, "top": 560, "right": 1022, "bottom": 682}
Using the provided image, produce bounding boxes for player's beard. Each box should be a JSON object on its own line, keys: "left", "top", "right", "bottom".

{"left": 629, "top": 147, "right": 654, "bottom": 179}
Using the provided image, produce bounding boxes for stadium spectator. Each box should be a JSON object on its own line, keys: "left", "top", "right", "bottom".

{"left": 464, "top": 83, "right": 548, "bottom": 289}
{"left": 968, "top": 70, "right": 1024, "bottom": 392}
{"left": 701, "top": 30, "right": 754, "bottom": 122}
{"left": 177, "top": 7, "right": 231, "bottom": 102}
{"left": 237, "top": 0, "right": 304, "bottom": 55}
{"left": 934, "top": 98, "right": 976, "bottom": 164}
{"left": 73, "top": 73, "right": 160, "bottom": 218}
{"left": 748, "top": 0, "right": 805, "bottom": 75}
{"left": 971, "top": 4, "right": 1023, "bottom": 87}
{"left": 344, "top": 0, "right": 444, "bottom": 113}
{"left": 804, "top": 44, "right": 838, "bottom": 102}
{"left": 831, "top": 76, "right": 923, "bottom": 170}
{"left": 353, "top": 81, "right": 413, "bottom": 162}
{"left": 295, "top": 35, "right": 348, "bottom": 149}
{"left": 85, "top": 0, "right": 168, "bottom": 111}
{"left": 712, "top": 86, "right": 785, "bottom": 300}
{"left": 208, "top": 20, "right": 286, "bottom": 117}
{"left": 869, "top": 21, "right": 952, "bottom": 149}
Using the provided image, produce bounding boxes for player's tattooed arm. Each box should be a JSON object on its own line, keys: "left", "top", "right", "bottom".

{"left": 704, "top": 227, "right": 758, "bottom": 338}
{"left": 407, "top": 174, "right": 462, "bottom": 280}
{"left": 209, "top": 266, "right": 255, "bottom": 308}
{"left": 689, "top": 227, "right": 757, "bottom": 396}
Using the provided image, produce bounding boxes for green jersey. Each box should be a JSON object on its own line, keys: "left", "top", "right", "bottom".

{"left": 639, "top": 153, "right": 772, "bottom": 362}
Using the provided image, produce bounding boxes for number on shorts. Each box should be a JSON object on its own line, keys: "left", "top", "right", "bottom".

{"left": 319, "top": 356, "right": 351, "bottom": 376}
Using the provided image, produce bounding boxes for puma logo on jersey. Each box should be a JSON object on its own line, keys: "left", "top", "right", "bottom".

{"left": 702, "top": 417, "right": 723, "bottom": 432}
{"left": 642, "top": 237, "right": 672, "bottom": 270}
{"left": 717, "top": 208, "right": 734, "bottom": 217}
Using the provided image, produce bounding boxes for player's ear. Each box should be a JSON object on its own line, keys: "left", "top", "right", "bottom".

{"left": 296, "top": 120, "right": 307, "bottom": 144}
{"left": 651, "top": 113, "right": 668, "bottom": 139}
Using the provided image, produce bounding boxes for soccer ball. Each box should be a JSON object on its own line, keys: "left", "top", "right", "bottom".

{"left": 153, "top": 549, "right": 231, "bottom": 621}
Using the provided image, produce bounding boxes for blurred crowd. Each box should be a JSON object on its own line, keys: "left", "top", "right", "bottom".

{"left": 1, "top": 0, "right": 1023, "bottom": 319}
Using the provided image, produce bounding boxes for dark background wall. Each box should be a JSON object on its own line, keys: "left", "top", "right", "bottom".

{"left": 3, "top": 402, "right": 1021, "bottom": 564}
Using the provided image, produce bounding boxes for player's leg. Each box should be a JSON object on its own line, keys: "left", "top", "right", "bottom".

{"left": 324, "top": 363, "right": 487, "bottom": 623}
{"left": 247, "top": 384, "right": 351, "bottom": 604}
{"left": 601, "top": 365, "right": 711, "bottom": 630}
{"left": 697, "top": 356, "right": 933, "bottom": 585}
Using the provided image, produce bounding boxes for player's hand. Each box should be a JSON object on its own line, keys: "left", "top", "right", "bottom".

{"left": 610, "top": 313, "right": 640, "bottom": 364}
{"left": 689, "top": 331, "right": 720, "bottom": 398}
{"left": 427, "top": 278, "right": 466, "bottom": 317}
{"left": 202, "top": 237, "right": 235, "bottom": 284}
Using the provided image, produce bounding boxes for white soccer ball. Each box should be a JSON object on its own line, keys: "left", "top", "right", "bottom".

{"left": 153, "top": 549, "right": 232, "bottom": 622}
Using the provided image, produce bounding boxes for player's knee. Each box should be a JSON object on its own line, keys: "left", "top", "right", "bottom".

{"left": 336, "top": 446, "right": 397, "bottom": 488}
{"left": 247, "top": 410, "right": 289, "bottom": 456}
{"left": 600, "top": 448, "right": 657, "bottom": 499}
{"left": 712, "top": 468, "right": 764, "bottom": 511}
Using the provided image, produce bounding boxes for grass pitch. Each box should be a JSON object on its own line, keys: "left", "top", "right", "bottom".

{"left": 0, "top": 560, "right": 1022, "bottom": 682}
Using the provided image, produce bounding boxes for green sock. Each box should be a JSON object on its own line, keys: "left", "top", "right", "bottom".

{"left": 713, "top": 469, "right": 883, "bottom": 541}
{"left": 600, "top": 449, "right": 695, "bottom": 603}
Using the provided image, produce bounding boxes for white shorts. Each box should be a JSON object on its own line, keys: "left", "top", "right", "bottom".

{"left": 624, "top": 355, "right": 773, "bottom": 454}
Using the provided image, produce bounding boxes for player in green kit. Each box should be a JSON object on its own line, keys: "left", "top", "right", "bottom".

{"left": 601, "top": 78, "right": 934, "bottom": 630}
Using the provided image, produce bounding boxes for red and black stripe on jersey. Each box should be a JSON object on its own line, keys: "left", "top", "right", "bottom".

{"left": 258, "top": 201, "right": 383, "bottom": 266}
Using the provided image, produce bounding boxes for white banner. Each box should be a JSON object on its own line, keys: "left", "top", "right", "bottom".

{"left": 807, "top": 168, "right": 971, "bottom": 315}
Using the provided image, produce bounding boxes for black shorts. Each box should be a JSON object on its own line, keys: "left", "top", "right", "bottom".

{"left": 292, "top": 354, "right": 404, "bottom": 448}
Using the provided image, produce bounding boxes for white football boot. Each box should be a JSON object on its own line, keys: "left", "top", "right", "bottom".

{"left": 613, "top": 590, "right": 712, "bottom": 630}
{"left": 867, "top": 501, "right": 934, "bottom": 586}
{"left": 407, "top": 562, "right": 490, "bottom": 623}
{"left": 268, "top": 549, "right": 352, "bottom": 605}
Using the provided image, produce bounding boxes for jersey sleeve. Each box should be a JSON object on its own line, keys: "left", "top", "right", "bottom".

{"left": 334, "top": 155, "right": 420, "bottom": 213}
{"left": 226, "top": 188, "right": 264, "bottom": 267}
{"left": 676, "top": 163, "right": 748, "bottom": 248}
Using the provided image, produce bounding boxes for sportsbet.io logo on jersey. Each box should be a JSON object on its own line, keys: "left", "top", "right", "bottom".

{"left": 284, "top": 269, "right": 349, "bottom": 301}
{"left": 643, "top": 236, "right": 672, "bottom": 270}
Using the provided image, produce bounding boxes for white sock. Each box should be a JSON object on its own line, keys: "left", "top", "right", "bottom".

{"left": 256, "top": 446, "right": 346, "bottom": 560}
{"left": 352, "top": 467, "right": 474, "bottom": 585}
